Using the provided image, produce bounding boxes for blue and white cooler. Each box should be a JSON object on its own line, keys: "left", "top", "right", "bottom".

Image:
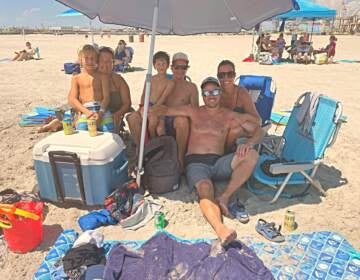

{"left": 33, "top": 131, "right": 128, "bottom": 205}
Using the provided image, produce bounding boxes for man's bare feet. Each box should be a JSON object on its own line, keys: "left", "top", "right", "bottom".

{"left": 216, "top": 225, "right": 237, "bottom": 246}
{"left": 38, "top": 119, "right": 62, "bottom": 133}
{"left": 216, "top": 196, "right": 230, "bottom": 217}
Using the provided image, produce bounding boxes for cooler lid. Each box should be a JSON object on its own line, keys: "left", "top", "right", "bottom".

{"left": 33, "top": 131, "right": 126, "bottom": 164}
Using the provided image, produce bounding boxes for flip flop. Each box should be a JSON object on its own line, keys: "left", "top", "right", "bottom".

{"left": 228, "top": 199, "right": 250, "bottom": 224}
{"left": 256, "top": 219, "right": 285, "bottom": 243}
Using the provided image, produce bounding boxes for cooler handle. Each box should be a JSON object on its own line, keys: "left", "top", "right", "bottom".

{"left": 112, "top": 159, "right": 128, "bottom": 176}
{"left": 48, "top": 151, "right": 86, "bottom": 204}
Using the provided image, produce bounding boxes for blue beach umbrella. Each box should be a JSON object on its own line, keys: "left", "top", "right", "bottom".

{"left": 56, "top": 8, "right": 95, "bottom": 44}
{"left": 55, "top": 0, "right": 298, "bottom": 185}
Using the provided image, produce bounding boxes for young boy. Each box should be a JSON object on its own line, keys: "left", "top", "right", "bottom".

{"left": 139, "top": 51, "right": 175, "bottom": 138}
{"left": 68, "top": 44, "right": 113, "bottom": 132}
{"left": 276, "top": 33, "right": 286, "bottom": 59}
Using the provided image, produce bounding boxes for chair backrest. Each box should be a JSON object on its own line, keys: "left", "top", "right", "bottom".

{"left": 238, "top": 75, "right": 276, "bottom": 127}
{"left": 126, "top": 47, "right": 134, "bottom": 63}
{"left": 281, "top": 93, "right": 342, "bottom": 162}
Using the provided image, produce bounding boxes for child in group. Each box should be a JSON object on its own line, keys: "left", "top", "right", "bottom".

{"left": 276, "top": 33, "right": 286, "bottom": 59}
{"left": 68, "top": 44, "right": 114, "bottom": 132}
{"left": 139, "top": 51, "right": 175, "bottom": 139}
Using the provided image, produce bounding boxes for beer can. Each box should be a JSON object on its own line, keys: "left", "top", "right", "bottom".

{"left": 284, "top": 210, "right": 296, "bottom": 231}
{"left": 87, "top": 118, "right": 98, "bottom": 137}
{"left": 154, "top": 211, "right": 165, "bottom": 229}
{"left": 62, "top": 118, "right": 74, "bottom": 135}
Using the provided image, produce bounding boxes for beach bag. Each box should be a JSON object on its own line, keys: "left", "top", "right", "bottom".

{"left": 143, "top": 136, "right": 180, "bottom": 194}
{"left": 64, "top": 63, "right": 80, "bottom": 74}
{"left": 314, "top": 53, "right": 328, "bottom": 65}
{"left": 258, "top": 52, "right": 273, "bottom": 65}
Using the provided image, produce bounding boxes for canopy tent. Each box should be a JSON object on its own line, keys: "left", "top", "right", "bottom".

{"left": 56, "top": 8, "right": 95, "bottom": 44}
{"left": 55, "top": 0, "right": 297, "bottom": 185}
{"left": 276, "top": 0, "right": 336, "bottom": 19}
{"left": 276, "top": 0, "right": 336, "bottom": 37}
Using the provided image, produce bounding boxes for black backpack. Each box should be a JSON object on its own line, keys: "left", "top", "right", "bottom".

{"left": 143, "top": 136, "right": 180, "bottom": 194}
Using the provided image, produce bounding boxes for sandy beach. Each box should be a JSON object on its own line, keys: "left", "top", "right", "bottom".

{"left": 0, "top": 33, "right": 359, "bottom": 279}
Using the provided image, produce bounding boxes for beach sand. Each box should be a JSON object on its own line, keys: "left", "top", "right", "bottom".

{"left": 0, "top": 34, "right": 359, "bottom": 279}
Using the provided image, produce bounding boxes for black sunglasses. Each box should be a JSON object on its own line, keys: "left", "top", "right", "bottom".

{"left": 173, "top": 64, "right": 189, "bottom": 70}
{"left": 217, "top": 71, "right": 236, "bottom": 79}
{"left": 202, "top": 88, "right": 221, "bottom": 97}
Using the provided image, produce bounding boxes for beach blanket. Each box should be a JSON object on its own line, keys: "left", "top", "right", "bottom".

{"left": 33, "top": 230, "right": 360, "bottom": 280}
{"left": 19, "top": 106, "right": 71, "bottom": 127}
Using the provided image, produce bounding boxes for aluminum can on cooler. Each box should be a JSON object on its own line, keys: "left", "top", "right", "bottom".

{"left": 284, "top": 210, "right": 296, "bottom": 231}
{"left": 154, "top": 211, "right": 165, "bottom": 229}
{"left": 62, "top": 118, "right": 74, "bottom": 135}
{"left": 87, "top": 118, "right": 98, "bottom": 137}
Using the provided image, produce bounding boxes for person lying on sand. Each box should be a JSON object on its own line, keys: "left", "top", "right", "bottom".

{"left": 151, "top": 77, "right": 263, "bottom": 245}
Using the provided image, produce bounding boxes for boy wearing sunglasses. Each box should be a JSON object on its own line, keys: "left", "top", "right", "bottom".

{"left": 151, "top": 77, "right": 263, "bottom": 245}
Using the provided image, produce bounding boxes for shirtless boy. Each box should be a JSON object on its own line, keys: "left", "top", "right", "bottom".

{"left": 151, "top": 77, "right": 263, "bottom": 245}
{"left": 68, "top": 44, "right": 113, "bottom": 132}
{"left": 126, "top": 52, "right": 198, "bottom": 169}
{"left": 139, "top": 51, "right": 175, "bottom": 138}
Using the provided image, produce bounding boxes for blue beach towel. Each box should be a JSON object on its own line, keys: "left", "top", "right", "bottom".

{"left": 33, "top": 230, "right": 360, "bottom": 280}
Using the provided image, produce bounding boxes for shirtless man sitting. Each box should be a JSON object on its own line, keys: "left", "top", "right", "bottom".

{"left": 127, "top": 52, "right": 198, "bottom": 169}
{"left": 68, "top": 44, "right": 112, "bottom": 132}
{"left": 151, "top": 77, "right": 262, "bottom": 245}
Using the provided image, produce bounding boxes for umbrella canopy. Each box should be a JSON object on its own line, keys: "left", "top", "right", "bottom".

{"left": 276, "top": 0, "right": 336, "bottom": 19}
{"left": 56, "top": 8, "right": 95, "bottom": 44}
{"left": 56, "top": 8, "right": 83, "bottom": 17}
{"left": 55, "top": 0, "right": 298, "bottom": 185}
{"left": 56, "top": 0, "right": 296, "bottom": 34}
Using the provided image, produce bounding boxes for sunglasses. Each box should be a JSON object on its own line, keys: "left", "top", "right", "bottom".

{"left": 202, "top": 88, "right": 221, "bottom": 97}
{"left": 173, "top": 65, "right": 189, "bottom": 70}
{"left": 217, "top": 71, "right": 236, "bottom": 79}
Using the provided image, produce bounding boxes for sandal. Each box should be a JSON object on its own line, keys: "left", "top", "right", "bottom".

{"left": 228, "top": 199, "right": 250, "bottom": 224}
{"left": 256, "top": 219, "right": 285, "bottom": 243}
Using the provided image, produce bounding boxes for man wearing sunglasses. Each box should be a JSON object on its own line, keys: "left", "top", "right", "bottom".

{"left": 151, "top": 77, "right": 262, "bottom": 245}
{"left": 217, "top": 60, "right": 261, "bottom": 151}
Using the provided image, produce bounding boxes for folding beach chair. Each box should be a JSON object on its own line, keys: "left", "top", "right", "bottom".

{"left": 237, "top": 75, "right": 276, "bottom": 128}
{"left": 249, "top": 92, "right": 344, "bottom": 203}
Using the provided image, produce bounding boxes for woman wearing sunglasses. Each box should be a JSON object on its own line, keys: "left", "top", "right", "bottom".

{"left": 217, "top": 60, "right": 261, "bottom": 151}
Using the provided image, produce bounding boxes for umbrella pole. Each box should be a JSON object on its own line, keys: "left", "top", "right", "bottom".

{"left": 136, "top": 0, "right": 159, "bottom": 186}
{"left": 90, "top": 20, "right": 94, "bottom": 44}
{"left": 310, "top": 18, "right": 315, "bottom": 42}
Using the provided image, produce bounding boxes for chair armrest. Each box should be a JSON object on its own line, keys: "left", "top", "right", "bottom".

{"left": 270, "top": 161, "right": 315, "bottom": 174}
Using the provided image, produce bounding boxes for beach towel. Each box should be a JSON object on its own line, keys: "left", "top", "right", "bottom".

{"left": 104, "top": 232, "right": 273, "bottom": 280}
{"left": 296, "top": 92, "right": 321, "bottom": 136}
{"left": 33, "top": 230, "right": 360, "bottom": 280}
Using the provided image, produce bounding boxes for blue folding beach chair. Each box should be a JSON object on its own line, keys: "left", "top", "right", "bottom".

{"left": 238, "top": 75, "right": 276, "bottom": 128}
{"left": 249, "top": 92, "right": 344, "bottom": 203}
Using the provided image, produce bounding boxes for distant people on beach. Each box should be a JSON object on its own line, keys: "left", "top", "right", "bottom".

{"left": 68, "top": 44, "right": 114, "bottom": 132}
{"left": 151, "top": 76, "right": 262, "bottom": 245}
{"left": 98, "top": 46, "right": 132, "bottom": 133}
{"left": 276, "top": 33, "right": 286, "bottom": 59}
{"left": 314, "top": 35, "right": 337, "bottom": 64}
{"left": 12, "top": 41, "right": 35, "bottom": 61}
{"left": 114, "top": 40, "right": 133, "bottom": 72}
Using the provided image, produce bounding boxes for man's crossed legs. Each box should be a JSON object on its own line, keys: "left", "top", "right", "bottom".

{"left": 186, "top": 146, "right": 258, "bottom": 245}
